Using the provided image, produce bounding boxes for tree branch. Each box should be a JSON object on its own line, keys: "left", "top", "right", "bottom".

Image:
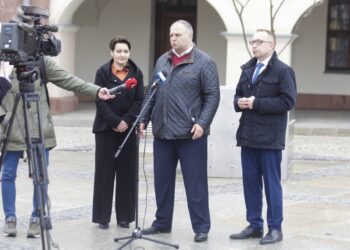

{"left": 270, "top": 0, "right": 274, "bottom": 32}
{"left": 273, "top": 0, "right": 286, "bottom": 20}
{"left": 233, "top": 0, "right": 252, "bottom": 57}
{"left": 231, "top": 0, "right": 322, "bottom": 58}
{"left": 277, "top": 35, "right": 295, "bottom": 56}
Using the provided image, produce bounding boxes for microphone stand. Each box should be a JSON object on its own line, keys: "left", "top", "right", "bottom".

{"left": 114, "top": 84, "right": 179, "bottom": 249}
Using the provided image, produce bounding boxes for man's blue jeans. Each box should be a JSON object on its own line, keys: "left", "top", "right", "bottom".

{"left": 1, "top": 150, "right": 49, "bottom": 219}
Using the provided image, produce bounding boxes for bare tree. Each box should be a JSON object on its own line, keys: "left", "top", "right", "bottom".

{"left": 233, "top": 0, "right": 323, "bottom": 57}
{"left": 269, "top": 0, "right": 287, "bottom": 33}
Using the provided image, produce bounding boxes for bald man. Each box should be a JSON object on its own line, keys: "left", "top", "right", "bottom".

{"left": 139, "top": 20, "right": 220, "bottom": 242}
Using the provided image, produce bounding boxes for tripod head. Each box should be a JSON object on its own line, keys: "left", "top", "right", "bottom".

{"left": 15, "top": 60, "right": 40, "bottom": 93}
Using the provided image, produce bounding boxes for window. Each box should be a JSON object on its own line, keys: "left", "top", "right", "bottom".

{"left": 326, "top": 0, "right": 350, "bottom": 72}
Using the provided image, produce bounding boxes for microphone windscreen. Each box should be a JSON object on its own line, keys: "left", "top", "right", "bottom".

{"left": 50, "top": 25, "right": 59, "bottom": 32}
{"left": 125, "top": 78, "right": 138, "bottom": 89}
{"left": 157, "top": 71, "right": 167, "bottom": 83}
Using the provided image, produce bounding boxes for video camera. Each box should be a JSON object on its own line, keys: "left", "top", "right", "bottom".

{"left": 0, "top": 5, "right": 61, "bottom": 65}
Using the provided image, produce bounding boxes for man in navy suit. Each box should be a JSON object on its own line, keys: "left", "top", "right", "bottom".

{"left": 230, "top": 29, "right": 297, "bottom": 245}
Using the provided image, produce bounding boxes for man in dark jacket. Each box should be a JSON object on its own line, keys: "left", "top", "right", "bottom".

{"left": 138, "top": 20, "right": 220, "bottom": 242}
{"left": 229, "top": 29, "right": 297, "bottom": 245}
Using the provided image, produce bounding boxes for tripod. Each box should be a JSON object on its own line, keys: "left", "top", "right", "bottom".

{"left": 0, "top": 64, "right": 53, "bottom": 250}
{"left": 113, "top": 83, "right": 179, "bottom": 249}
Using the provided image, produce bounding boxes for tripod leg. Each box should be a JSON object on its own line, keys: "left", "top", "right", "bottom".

{"left": 114, "top": 236, "right": 133, "bottom": 242}
{"left": 115, "top": 234, "right": 179, "bottom": 250}
{"left": 141, "top": 236, "right": 180, "bottom": 249}
{"left": 117, "top": 238, "right": 135, "bottom": 250}
{"left": 22, "top": 93, "right": 53, "bottom": 250}
{"left": 31, "top": 147, "right": 51, "bottom": 231}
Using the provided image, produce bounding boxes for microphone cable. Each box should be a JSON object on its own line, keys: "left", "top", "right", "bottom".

{"left": 140, "top": 125, "right": 150, "bottom": 229}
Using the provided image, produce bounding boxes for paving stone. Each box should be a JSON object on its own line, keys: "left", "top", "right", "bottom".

{"left": 0, "top": 105, "right": 349, "bottom": 249}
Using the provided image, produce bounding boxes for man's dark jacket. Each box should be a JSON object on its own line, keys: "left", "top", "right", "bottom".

{"left": 140, "top": 46, "right": 220, "bottom": 139}
{"left": 234, "top": 51, "right": 297, "bottom": 150}
{"left": 92, "top": 59, "right": 144, "bottom": 133}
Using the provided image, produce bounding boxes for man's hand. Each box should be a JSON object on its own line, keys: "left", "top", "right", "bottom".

{"left": 246, "top": 96, "right": 255, "bottom": 109}
{"left": 238, "top": 96, "right": 255, "bottom": 110}
{"left": 237, "top": 97, "right": 249, "bottom": 109}
{"left": 113, "top": 120, "right": 128, "bottom": 133}
{"left": 98, "top": 87, "right": 115, "bottom": 100}
{"left": 138, "top": 123, "right": 146, "bottom": 138}
{"left": 191, "top": 124, "right": 204, "bottom": 140}
{"left": 0, "top": 61, "right": 13, "bottom": 80}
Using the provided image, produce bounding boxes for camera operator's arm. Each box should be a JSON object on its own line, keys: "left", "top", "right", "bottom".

{"left": 43, "top": 57, "right": 114, "bottom": 100}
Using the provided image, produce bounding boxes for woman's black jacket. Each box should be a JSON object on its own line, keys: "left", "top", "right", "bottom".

{"left": 92, "top": 59, "right": 144, "bottom": 133}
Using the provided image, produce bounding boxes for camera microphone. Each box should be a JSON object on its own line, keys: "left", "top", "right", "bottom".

{"left": 108, "top": 78, "right": 137, "bottom": 94}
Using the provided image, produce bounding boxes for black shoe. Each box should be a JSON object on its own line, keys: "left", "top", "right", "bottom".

{"left": 194, "top": 233, "right": 208, "bottom": 242}
{"left": 260, "top": 229, "right": 283, "bottom": 244}
{"left": 141, "top": 226, "right": 171, "bottom": 235}
{"left": 99, "top": 223, "right": 109, "bottom": 229}
{"left": 117, "top": 221, "right": 130, "bottom": 228}
{"left": 229, "top": 226, "right": 263, "bottom": 239}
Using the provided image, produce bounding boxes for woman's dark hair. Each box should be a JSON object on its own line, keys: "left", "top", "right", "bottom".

{"left": 109, "top": 36, "right": 131, "bottom": 51}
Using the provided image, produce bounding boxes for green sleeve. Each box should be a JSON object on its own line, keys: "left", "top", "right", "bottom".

{"left": 44, "top": 57, "right": 100, "bottom": 98}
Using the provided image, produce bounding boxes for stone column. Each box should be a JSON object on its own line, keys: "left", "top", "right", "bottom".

{"left": 221, "top": 32, "right": 251, "bottom": 87}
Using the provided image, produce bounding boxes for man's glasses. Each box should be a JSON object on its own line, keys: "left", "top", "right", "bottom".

{"left": 249, "top": 39, "right": 273, "bottom": 46}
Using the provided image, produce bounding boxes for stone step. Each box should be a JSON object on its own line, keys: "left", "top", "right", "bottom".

{"left": 294, "top": 126, "right": 350, "bottom": 136}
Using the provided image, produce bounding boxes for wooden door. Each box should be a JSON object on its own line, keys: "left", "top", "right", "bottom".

{"left": 154, "top": 0, "right": 197, "bottom": 62}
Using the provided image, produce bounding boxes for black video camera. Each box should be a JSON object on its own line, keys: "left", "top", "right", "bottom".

{"left": 0, "top": 5, "right": 61, "bottom": 65}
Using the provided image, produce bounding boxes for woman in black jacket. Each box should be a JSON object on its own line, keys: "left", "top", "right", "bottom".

{"left": 92, "top": 36, "right": 144, "bottom": 229}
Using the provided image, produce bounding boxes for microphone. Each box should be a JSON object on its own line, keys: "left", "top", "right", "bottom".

{"left": 150, "top": 71, "right": 167, "bottom": 88}
{"left": 108, "top": 78, "right": 137, "bottom": 94}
